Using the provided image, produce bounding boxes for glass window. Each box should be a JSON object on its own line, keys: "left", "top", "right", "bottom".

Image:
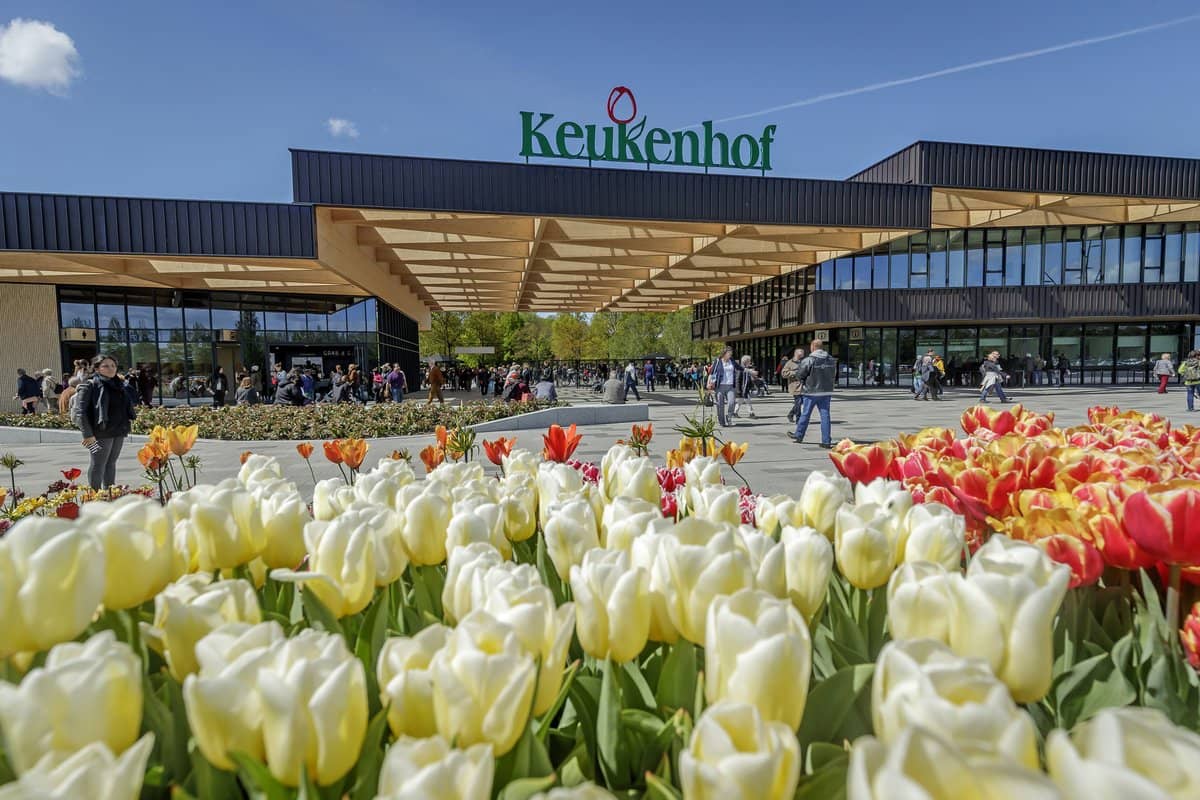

{"left": 978, "top": 326, "right": 1007, "bottom": 359}
{"left": 1023, "top": 229, "right": 1042, "bottom": 286}
{"left": 890, "top": 240, "right": 909, "bottom": 289}
{"left": 264, "top": 310, "right": 286, "bottom": 330}
{"left": 1004, "top": 229, "right": 1022, "bottom": 286}
{"left": 156, "top": 305, "right": 183, "bottom": 329}
{"left": 897, "top": 328, "right": 916, "bottom": 381}
{"left": 365, "top": 299, "right": 378, "bottom": 331}
{"left": 1083, "top": 227, "right": 1103, "bottom": 284}
{"left": 1043, "top": 228, "right": 1063, "bottom": 285}
{"left": 871, "top": 251, "right": 888, "bottom": 289}
{"left": 928, "top": 231, "right": 948, "bottom": 288}
{"left": 1143, "top": 224, "right": 1164, "bottom": 284}
{"left": 97, "top": 303, "right": 126, "bottom": 333}
{"left": 286, "top": 312, "right": 307, "bottom": 333}
{"left": 59, "top": 301, "right": 95, "bottom": 329}
{"left": 984, "top": 230, "right": 1004, "bottom": 286}
{"left": 183, "top": 306, "right": 210, "bottom": 333}
{"left": 909, "top": 234, "right": 928, "bottom": 289}
{"left": 1083, "top": 324, "right": 1115, "bottom": 370}
{"left": 1150, "top": 322, "right": 1186, "bottom": 361}
{"left": 1185, "top": 223, "right": 1200, "bottom": 282}
{"left": 211, "top": 307, "right": 240, "bottom": 329}
{"left": 916, "top": 328, "right": 946, "bottom": 360}
{"left": 853, "top": 255, "right": 871, "bottom": 290}
{"left": 1164, "top": 224, "right": 1183, "bottom": 283}
{"left": 1064, "top": 227, "right": 1083, "bottom": 285}
{"left": 1115, "top": 323, "right": 1148, "bottom": 380}
{"left": 948, "top": 231, "right": 966, "bottom": 287}
{"left": 966, "top": 231, "right": 984, "bottom": 286}
{"left": 127, "top": 305, "right": 155, "bottom": 343}
{"left": 307, "top": 312, "right": 326, "bottom": 333}
{"left": 818, "top": 261, "right": 832, "bottom": 291}
{"left": 946, "top": 327, "right": 977, "bottom": 366}
{"left": 1011, "top": 326, "right": 1041, "bottom": 361}
{"left": 1122, "top": 226, "right": 1142, "bottom": 284}
{"left": 835, "top": 258, "right": 852, "bottom": 290}
{"left": 329, "top": 306, "right": 348, "bottom": 332}
{"left": 1101, "top": 226, "right": 1121, "bottom": 284}
{"left": 1052, "top": 325, "right": 1082, "bottom": 367}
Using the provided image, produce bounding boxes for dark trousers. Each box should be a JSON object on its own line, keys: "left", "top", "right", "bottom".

{"left": 213, "top": 390, "right": 226, "bottom": 407}
{"left": 89, "top": 436, "right": 125, "bottom": 489}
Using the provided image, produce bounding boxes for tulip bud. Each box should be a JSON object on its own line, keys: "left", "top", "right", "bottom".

{"left": 237, "top": 454, "right": 284, "bottom": 490}
{"left": 683, "top": 456, "right": 722, "bottom": 492}
{"left": 949, "top": 535, "right": 1070, "bottom": 703}
{"left": 447, "top": 504, "right": 512, "bottom": 561}
{"left": 835, "top": 503, "right": 899, "bottom": 590}
{"left": 478, "top": 565, "right": 575, "bottom": 716}
{"left": 901, "top": 502, "right": 965, "bottom": 571}
{"left": 378, "top": 624, "right": 451, "bottom": 739}
{"left": 376, "top": 736, "right": 494, "bottom": 800}
{"left": 886, "top": 561, "right": 957, "bottom": 643}
{"left": 312, "top": 477, "right": 356, "bottom": 521}
{"left": 270, "top": 517, "right": 376, "bottom": 618}
{"left": 687, "top": 485, "right": 742, "bottom": 527}
{"left": 140, "top": 573, "right": 261, "bottom": 681}
{"left": 849, "top": 727, "right": 1059, "bottom": 800}
{"left": 780, "top": 525, "right": 833, "bottom": 624}
{"left": 1045, "top": 707, "right": 1200, "bottom": 799}
{"left": 600, "top": 495, "right": 660, "bottom": 552}
{"left": 502, "top": 448, "right": 540, "bottom": 480}
{"left": 651, "top": 519, "right": 756, "bottom": 646}
{"left": 442, "top": 543, "right": 506, "bottom": 624}
{"left": 401, "top": 490, "right": 453, "bottom": 566}
{"left": 431, "top": 609, "right": 537, "bottom": 756}
{"left": 499, "top": 473, "right": 537, "bottom": 542}
{"left": 170, "top": 481, "right": 268, "bottom": 571}
{"left": 680, "top": 702, "right": 800, "bottom": 800}
{"left": 705, "top": 590, "right": 811, "bottom": 730}
{"left": 797, "top": 471, "right": 852, "bottom": 537}
{"left": 0, "top": 631, "right": 142, "bottom": 775}
{"left": 755, "top": 494, "right": 797, "bottom": 537}
{"left": 0, "top": 734, "right": 154, "bottom": 800}
{"left": 737, "top": 527, "right": 787, "bottom": 598}
{"left": 872, "top": 639, "right": 1038, "bottom": 768}
{"left": 600, "top": 444, "right": 633, "bottom": 502}
{"left": 0, "top": 518, "right": 106, "bottom": 656}
{"left": 570, "top": 549, "right": 650, "bottom": 663}
{"left": 251, "top": 479, "right": 311, "bottom": 570}
{"left": 543, "top": 497, "right": 601, "bottom": 581}
{"left": 77, "top": 495, "right": 176, "bottom": 610}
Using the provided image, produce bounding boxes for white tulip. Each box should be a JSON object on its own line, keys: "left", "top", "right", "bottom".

{"left": 683, "top": 456, "right": 722, "bottom": 492}
{"left": 237, "top": 454, "right": 284, "bottom": 490}
{"left": 834, "top": 503, "right": 899, "bottom": 590}
{"left": 599, "top": 444, "right": 634, "bottom": 502}
{"left": 446, "top": 504, "right": 511, "bottom": 560}
{"left": 78, "top": 494, "right": 176, "bottom": 610}
{"left": 502, "top": 449, "right": 540, "bottom": 481}
{"left": 376, "top": 736, "right": 493, "bottom": 800}
{"left": 252, "top": 479, "right": 311, "bottom": 570}
{"left": 537, "top": 462, "right": 585, "bottom": 525}
{"left": 0, "top": 733, "right": 154, "bottom": 800}
{"left": 139, "top": 573, "right": 261, "bottom": 681}
{"left": 600, "top": 495, "right": 660, "bottom": 552}
{"left": 442, "top": 543, "right": 506, "bottom": 624}
{"left": 796, "top": 471, "right": 852, "bottom": 537}
{"left": 680, "top": 702, "right": 800, "bottom": 800}
{"left": 755, "top": 494, "right": 797, "bottom": 537}
{"left": 400, "top": 489, "right": 452, "bottom": 566}
{"left": 543, "top": 498, "right": 600, "bottom": 581}
{"left": 887, "top": 561, "right": 958, "bottom": 644}
{"left": 312, "top": 477, "right": 356, "bottom": 521}
{"left": 270, "top": 517, "right": 375, "bottom": 618}
{"left": 377, "top": 624, "right": 451, "bottom": 739}
{"left": 737, "top": 527, "right": 787, "bottom": 598}
{"left": 854, "top": 478, "right": 913, "bottom": 520}
{"left": 687, "top": 485, "right": 742, "bottom": 527}
{"left": 613, "top": 456, "right": 661, "bottom": 506}
{"left": 780, "top": 525, "right": 834, "bottom": 624}
{"left": 902, "top": 503, "right": 966, "bottom": 570}
{"left": 569, "top": 548, "right": 651, "bottom": 663}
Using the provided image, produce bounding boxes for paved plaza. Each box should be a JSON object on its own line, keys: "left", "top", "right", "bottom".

{"left": 2, "top": 383, "right": 1194, "bottom": 497}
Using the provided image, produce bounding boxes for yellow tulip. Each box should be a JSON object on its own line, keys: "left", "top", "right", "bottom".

{"left": 0, "top": 631, "right": 142, "bottom": 775}
{"left": 140, "top": 573, "right": 261, "bottom": 681}
{"left": 886, "top": 562, "right": 957, "bottom": 644}
{"left": 430, "top": 609, "right": 537, "bottom": 756}
{"left": 797, "top": 471, "right": 853, "bottom": 537}
{"left": 400, "top": 490, "right": 453, "bottom": 566}
{"left": 686, "top": 484, "right": 742, "bottom": 527}
{"left": 79, "top": 494, "right": 176, "bottom": 610}
{"left": 376, "top": 736, "right": 493, "bottom": 800}
{"left": 780, "top": 525, "right": 833, "bottom": 624}
{"left": 901, "top": 502, "right": 966, "bottom": 571}
{"left": 442, "top": 543, "right": 505, "bottom": 625}
{"left": 0, "top": 733, "right": 154, "bottom": 800}
{"left": 377, "top": 625, "right": 451, "bottom": 739}
{"left": 166, "top": 424, "right": 198, "bottom": 457}
{"left": 168, "top": 481, "right": 267, "bottom": 571}
{"left": 569, "top": 549, "right": 650, "bottom": 663}
{"left": 312, "top": 477, "right": 356, "bottom": 521}
{"left": 0, "top": 518, "right": 106, "bottom": 657}
{"left": 835, "top": 503, "right": 899, "bottom": 590}
{"left": 680, "top": 702, "right": 800, "bottom": 800}
{"left": 270, "top": 515, "right": 376, "bottom": 618}
{"left": 704, "top": 589, "right": 812, "bottom": 730}
{"left": 543, "top": 498, "right": 600, "bottom": 581}
{"left": 600, "top": 495, "right": 659, "bottom": 552}
{"left": 446, "top": 504, "right": 511, "bottom": 561}
{"left": 252, "top": 479, "right": 311, "bottom": 570}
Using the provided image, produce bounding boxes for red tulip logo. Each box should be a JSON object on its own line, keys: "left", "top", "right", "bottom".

{"left": 606, "top": 86, "right": 637, "bottom": 124}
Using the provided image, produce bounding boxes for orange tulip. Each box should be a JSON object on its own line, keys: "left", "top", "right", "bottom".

{"left": 297, "top": 442, "right": 314, "bottom": 459}
{"left": 435, "top": 425, "right": 449, "bottom": 449}
{"left": 166, "top": 424, "right": 198, "bottom": 456}
{"left": 239, "top": 451, "right": 253, "bottom": 465}
{"left": 482, "top": 437, "right": 516, "bottom": 466}
{"left": 137, "top": 440, "right": 169, "bottom": 470}
{"left": 1002, "top": 507, "right": 1104, "bottom": 587}
{"left": 338, "top": 438, "right": 368, "bottom": 470}
{"left": 828, "top": 441, "right": 896, "bottom": 485}
{"left": 719, "top": 441, "right": 748, "bottom": 467}
{"left": 542, "top": 423, "right": 582, "bottom": 463}
{"left": 419, "top": 444, "right": 445, "bottom": 472}
{"left": 389, "top": 450, "right": 408, "bottom": 461}
{"left": 323, "top": 440, "right": 344, "bottom": 465}
{"left": 1182, "top": 602, "right": 1200, "bottom": 671}
{"left": 1122, "top": 481, "right": 1200, "bottom": 565}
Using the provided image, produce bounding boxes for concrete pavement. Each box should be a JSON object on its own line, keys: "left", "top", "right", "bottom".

{"left": 1, "top": 383, "right": 1194, "bottom": 498}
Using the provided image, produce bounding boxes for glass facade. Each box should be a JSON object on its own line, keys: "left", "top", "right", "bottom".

{"left": 55, "top": 288, "right": 408, "bottom": 405}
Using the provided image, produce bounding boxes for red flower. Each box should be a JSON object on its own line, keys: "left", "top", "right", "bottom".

{"left": 543, "top": 424, "right": 582, "bottom": 463}
{"left": 239, "top": 451, "right": 253, "bottom": 465}
{"left": 61, "top": 468, "right": 82, "bottom": 481}
{"left": 828, "top": 442, "right": 896, "bottom": 485}
{"left": 660, "top": 491, "right": 679, "bottom": 519}
{"left": 55, "top": 502, "right": 80, "bottom": 520}
{"left": 1182, "top": 602, "right": 1200, "bottom": 670}
{"left": 482, "top": 437, "right": 517, "bottom": 466}
{"left": 419, "top": 444, "right": 445, "bottom": 473}
{"left": 297, "top": 442, "right": 314, "bottom": 459}
{"left": 1122, "top": 482, "right": 1200, "bottom": 565}
{"left": 323, "top": 440, "right": 344, "bottom": 465}
{"left": 961, "top": 404, "right": 1023, "bottom": 436}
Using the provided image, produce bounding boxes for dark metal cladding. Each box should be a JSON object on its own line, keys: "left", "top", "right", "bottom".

{"left": 290, "top": 149, "right": 931, "bottom": 229}
{"left": 0, "top": 192, "right": 316, "bottom": 258}
{"left": 850, "top": 141, "right": 1200, "bottom": 200}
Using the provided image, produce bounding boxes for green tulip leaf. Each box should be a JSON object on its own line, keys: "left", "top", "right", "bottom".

{"left": 795, "top": 753, "right": 849, "bottom": 800}
{"left": 655, "top": 640, "right": 697, "bottom": 714}
{"left": 494, "top": 722, "right": 554, "bottom": 789}
{"left": 229, "top": 752, "right": 290, "bottom": 800}
{"left": 620, "top": 661, "right": 657, "bottom": 711}
{"left": 644, "top": 771, "right": 683, "bottom": 800}
{"left": 598, "top": 658, "right": 629, "bottom": 789}
{"left": 496, "top": 774, "right": 558, "bottom": 800}
{"left": 348, "top": 706, "right": 391, "bottom": 800}
{"left": 566, "top": 677, "right": 601, "bottom": 779}
{"left": 301, "top": 588, "right": 345, "bottom": 640}
{"left": 796, "top": 663, "right": 874, "bottom": 747}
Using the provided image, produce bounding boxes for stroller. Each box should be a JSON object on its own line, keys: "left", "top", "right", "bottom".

{"left": 747, "top": 375, "right": 770, "bottom": 398}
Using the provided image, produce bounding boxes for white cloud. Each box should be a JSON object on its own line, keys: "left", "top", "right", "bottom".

{"left": 326, "top": 118, "right": 359, "bottom": 138}
{"left": 0, "top": 18, "right": 80, "bottom": 95}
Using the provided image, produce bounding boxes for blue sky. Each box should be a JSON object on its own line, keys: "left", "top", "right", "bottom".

{"left": 3, "top": 0, "right": 1200, "bottom": 201}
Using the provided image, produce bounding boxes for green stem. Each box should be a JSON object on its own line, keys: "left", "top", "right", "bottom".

{"left": 305, "top": 460, "right": 317, "bottom": 487}
{"left": 729, "top": 463, "right": 751, "bottom": 493}
{"left": 177, "top": 455, "right": 190, "bottom": 489}
{"left": 1167, "top": 563, "right": 1183, "bottom": 638}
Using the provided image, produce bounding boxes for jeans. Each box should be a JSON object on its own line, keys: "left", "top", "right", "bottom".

{"left": 390, "top": 386, "right": 403, "bottom": 402}
{"left": 88, "top": 436, "right": 125, "bottom": 490}
{"left": 1188, "top": 384, "right": 1197, "bottom": 411}
{"left": 794, "top": 395, "right": 832, "bottom": 444}
{"left": 980, "top": 382, "right": 1008, "bottom": 402}
{"left": 644, "top": 376, "right": 654, "bottom": 391}
{"left": 789, "top": 394, "right": 804, "bottom": 420}
{"left": 715, "top": 385, "right": 736, "bottom": 426}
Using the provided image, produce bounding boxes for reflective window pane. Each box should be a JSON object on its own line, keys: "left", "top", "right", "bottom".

{"left": 211, "top": 307, "right": 240, "bottom": 329}
{"left": 948, "top": 231, "right": 966, "bottom": 287}
{"left": 1004, "top": 229, "right": 1022, "bottom": 286}
{"left": 985, "top": 230, "right": 1003, "bottom": 286}
{"left": 1023, "top": 229, "right": 1042, "bottom": 286}
{"left": 127, "top": 305, "right": 155, "bottom": 343}
{"left": 156, "top": 306, "right": 183, "bottom": 329}
{"left": 890, "top": 240, "right": 908, "bottom": 289}
{"left": 1122, "top": 226, "right": 1142, "bottom": 284}
{"left": 835, "top": 257, "right": 852, "bottom": 290}
{"left": 871, "top": 251, "right": 888, "bottom": 289}
{"left": 1101, "top": 226, "right": 1121, "bottom": 284}
{"left": 853, "top": 255, "right": 871, "bottom": 290}
{"left": 1164, "top": 224, "right": 1183, "bottom": 283}
{"left": 818, "top": 260, "right": 833, "bottom": 291}
{"left": 929, "top": 231, "right": 948, "bottom": 288}
{"left": 966, "top": 231, "right": 984, "bottom": 286}
{"left": 1185, "top": 223, "right": 1200, "bottom": 282}
{"left": 1043, "top": 228, "right": 1064, "bottom": 285}
{"left": 60, "top": 301, "right": 95, "bottom": 329}
{"left": 1083, "top": 227, "right": 1103, "bottom": 284}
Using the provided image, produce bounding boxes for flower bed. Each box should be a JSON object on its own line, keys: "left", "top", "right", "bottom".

{"left": 0, "top": 415, "right": 1197, "bottom": 799}
{"left": 0, "top": 399, "right": 563, "bottom": 440}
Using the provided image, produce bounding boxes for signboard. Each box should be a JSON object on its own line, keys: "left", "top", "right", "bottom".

{"left": 454, "top": 346, "right": 496, "bottom": 354}
{"left": 521, "top": 86, "right": 776, "bottom": 172}
{"left": 814, "top": 330, "right": 831, "bottom": 342}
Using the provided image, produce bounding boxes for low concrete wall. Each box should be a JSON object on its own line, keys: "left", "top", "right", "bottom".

{"left": 469, "top": 403, "right": 649, "bottom": 433}
{"left": 0, "top": 426, "right": 85, "bottom": 444}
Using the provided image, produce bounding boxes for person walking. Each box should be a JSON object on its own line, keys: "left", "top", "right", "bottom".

{"left": 1179, "top": 350, "right": 1200, "bottom": 412}
{"left": 235, "top": 376, "right": 260, "bottom": 405}
{"left": 426, "top": 361, "right": 446, "bottom": 404}
{"left": 914, "top": 356, "right": 937, "bottom": 401}
{"left": 979, "top": 351, "right": 1011, "bottom": 403}
{"left": 643, "top": 360, "right": 655, "bottom": 392}
{"left": 733, "top": 355, "right": 758, "bottom": 419}
{"left": 38, "top": 368, "right": 58, "bottom": 412}
{"left": 789, "top": 339, "right": 836, "bottom": 448}
{"left": 13, "top": 368, "right": 40, "bottom": 414}
{"left": 624, "top": 362, "right": 642, "bottom": 401}
{"left": 707, "top": 347, "right": 741, "bottom": 427}
{"left": 212, "top": 366, "right": 228, "bottom": 407}
{"left": 58, "top": 376, "right": 80, "bottom": 416}
{"left": 386, "top": 364, "right": 407, "bottom": 403}
{"left": 781, "top": 347, "right": 805, "bottom": 424}
{"left": 1153, "top": 353, "right": 1175, "bottom": 394}
{"left": 75, "top": 354, "right": 137, "bottom": 490}
{"left": 1056, "top": 354, "right": 1070, "bottom": 386}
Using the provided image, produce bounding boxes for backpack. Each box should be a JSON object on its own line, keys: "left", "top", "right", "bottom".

{"left": 1183, "top": 361, "right": 1200, "bottom": 383}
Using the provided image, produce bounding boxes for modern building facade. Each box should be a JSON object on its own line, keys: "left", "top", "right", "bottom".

{"left": 3, "top": 140, "right": 1199, "bottom": 410}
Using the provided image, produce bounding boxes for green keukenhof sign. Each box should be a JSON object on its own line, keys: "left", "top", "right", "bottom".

{"left": 520, "top": 86, "right": 777, "bottom": 172}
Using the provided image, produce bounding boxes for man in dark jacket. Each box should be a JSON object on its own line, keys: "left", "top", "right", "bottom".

{"left": 13, "top": 368, "right": 42, "bottom": 414}
{"left": 789, "top": 339, "right": 837, "bottom": 448}
{"left": 274, "top": 372, "right": 308, "bottom": 406}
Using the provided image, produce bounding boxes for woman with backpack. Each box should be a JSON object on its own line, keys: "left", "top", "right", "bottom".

{"left": 75, "top": 354, "right": 137, "bottom": 490}
{"left": 1179, "top": 350, "right": 1200, "bottom": 412}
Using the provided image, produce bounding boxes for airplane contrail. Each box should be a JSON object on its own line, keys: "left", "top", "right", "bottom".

{"left": 699, "top": 13, "right": 1200, "bottom": 126}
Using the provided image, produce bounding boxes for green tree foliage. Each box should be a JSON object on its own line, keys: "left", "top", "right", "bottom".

{"left": 419, "top": 312, "right": 465, "bottom": 360}
{"left": 550, "top": 313, "right": 589, "bottom": 360}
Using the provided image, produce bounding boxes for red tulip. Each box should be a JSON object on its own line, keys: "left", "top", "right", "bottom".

{"left": 828, "top": 442, "right": 896, "bottom": 485}
{"left": 61, "top": 468, "right": 82, "bottom": 481}
{"left": 542, "top": 424, "right": 582, "bottom": 463}
{"left": 1182, "top": 602, "right": 1200, "bottom": 670}
{"left": 960, "top": 404, "right": 1024, "bottom": 436}
{"left": 1122, "top": 482, "right": 1200, "bottom": 566}
{"left": 55, "top": 501, "right": 80, "bottom": 520}
{"left": 482, "top": 437, "right": 516, "bottom": 466}
{"left": 322, "top": 440, "right": 344, "bottom": 465}
{"left": 296, "top": 442, "right": 314, "bottom": 459}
